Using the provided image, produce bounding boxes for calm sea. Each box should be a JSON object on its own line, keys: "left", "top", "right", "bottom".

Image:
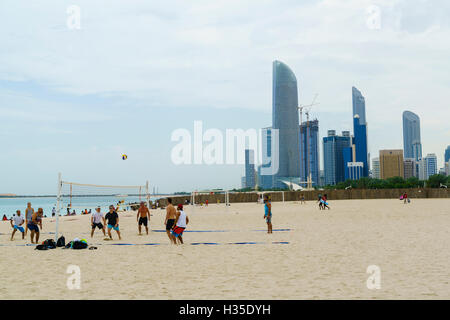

{"left": 0, "top": 195, "right": 160, "bottom": 219}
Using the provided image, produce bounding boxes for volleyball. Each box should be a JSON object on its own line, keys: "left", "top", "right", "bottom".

{"left": 122, "top": 154, "right": 127, "bottom": 160}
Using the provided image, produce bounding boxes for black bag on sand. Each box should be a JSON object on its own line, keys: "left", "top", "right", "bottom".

{"left": 56, "top": 236, "right": 65, "bottom": 247}
{"left": 72, "top": 241, "right": 88, "bottom": 250}
{"left": 43, "top": 239, "right": 56, "bottom": 249}
{"left": 35, "top": 244, "right": 49, "bottom": 250}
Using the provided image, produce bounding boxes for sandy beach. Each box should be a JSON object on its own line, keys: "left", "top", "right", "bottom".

{"left": 0, "top": 199, "right": 449, "bottom": 300}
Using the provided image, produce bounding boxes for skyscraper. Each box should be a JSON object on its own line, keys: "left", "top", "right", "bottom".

{"left": 372, "top": 157, "right": 380, "bottom": 179}
{"left": 379, "top": 150, "right": 404, "bottom": 179}
{"left": 425, "top": 153, "right": 437, "bottom": 179}
{"left": 402, "top": 111, "right": 422, "bottom": 161}
{"left": 352, "top": 87, "right": 369, "bottom": 177}
{"left": 403, "top": 158, "right": 415, "bottom": 179}
{"left": 300, "top": 119, "right": 319, "bottom": 186}
{"left": 244, "top": 149, "right": 256, "bottom": 189}
{"left": 271, "top": 60, "right": 300, "bottom": 188}
{"left": 445, "top": 146, "right": 450, "bottom": 163}
{"left": 323, "top": 130, "right": 352, "bottom": 185}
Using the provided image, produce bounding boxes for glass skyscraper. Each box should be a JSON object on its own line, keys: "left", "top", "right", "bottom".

{"left": 445, "top": 146, "right": 450, "bottom": 163}
{"left": 323, "top": 130, "right": 351, "bottom": 185}
{"left": 352, "top": 87, "right": 369, "bottom": 177}
{"left": 402, "top": 111, "right": 422, "bottom": 161}
{"left": 300, "top": 119, "right": 320, "bottom": 186}
{"left": 425, "top": 153, "right": 437, "bottom": 179}
{"left": 271, "top": 60, "right": 300, "bottom": 188}
{"left": 244, "top": 149, "right": 256, "bottom": 189}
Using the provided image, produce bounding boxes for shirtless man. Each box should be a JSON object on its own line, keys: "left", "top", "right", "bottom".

{"left": 164, "top": 198, "right": 177, "bottom": 241}
{"left": 136, "top": 202, "right": 151, "bottom": 235}
{"left": 28, "top": 208, "right": 43, "bottom": 244}
{"left": 24, "top": 202, "right": 34, "bottom": 235}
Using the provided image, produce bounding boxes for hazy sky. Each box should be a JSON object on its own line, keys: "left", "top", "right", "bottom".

{"left": 1, "top": 0, "right": 449, "bottom": 194}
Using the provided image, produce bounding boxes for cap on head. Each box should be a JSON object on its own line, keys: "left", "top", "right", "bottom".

{"left": 177, "top": 204, "right": 183, "bottom": 210}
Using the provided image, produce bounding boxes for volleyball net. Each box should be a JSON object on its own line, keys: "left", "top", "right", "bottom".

{"left": 55, "top": 173, "right": 149, "bottom": 241}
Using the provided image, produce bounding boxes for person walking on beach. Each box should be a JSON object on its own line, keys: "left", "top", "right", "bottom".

{"left": 317, "top": 194, "right": 323, "bottom": 210}
{"left": 300, "top": 194, "right": 306, "bottom": 204}
{"left": 137, "top": 201, "right": 151, "bottom": 235}
{"left": 170, "top": 204, "right": 189, "bottom": 244}
{"left": 91, "top": 207, "right": 106, "bottom": 238}
{"left": 24, "top": 202, "right": 34, "bottom": 235}
{"left": 28, "top": 208, "right": 43, "bottom": 244}
{"left": 105, "top": 205, "right": 121, "bottom": 240}
{"left": 10, "top": 210, "right": 25, "bottom": 240}
{"left": 164, "top": 198, "right": 177, "bottom": 241}
{"left": 263, "top": 195, "right": 273, "bottom": 234}
{"left": 403, "top": 192, "right": 408, "bottom": 204}
{"left": 322, "top": 194, "right": 330, "bottom": 210}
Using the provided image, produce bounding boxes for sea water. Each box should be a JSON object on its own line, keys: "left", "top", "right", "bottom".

{"left": 0, "top": 195, "right": 160, "bottom": 219}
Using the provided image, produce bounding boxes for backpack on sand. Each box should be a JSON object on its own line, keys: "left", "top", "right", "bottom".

{"left": 56, "top": 236, "right": 65, "bottom": 247}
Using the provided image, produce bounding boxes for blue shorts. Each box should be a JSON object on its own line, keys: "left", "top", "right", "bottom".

{"left": 27, "top": 223, "right": 39, "bottom": 232}
{"left": 107, "top": 224, "right": 119, "bottom": 231}
{"left": 14, "top": 225, "right": 25, "bottom": 233}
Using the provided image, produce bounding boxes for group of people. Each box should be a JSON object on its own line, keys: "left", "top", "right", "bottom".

{"left": 88, "top": 199, "right": 189, "bottom": 245}
{"left": 9, "top": 202, "right": 44, "bottom": 243}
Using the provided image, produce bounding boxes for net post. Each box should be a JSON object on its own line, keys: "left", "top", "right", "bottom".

{"left": 146, "top": 181, "right": 150, "bottom": 210}
{"left": 55, "top": 172, "right": 62, "bottom": 242}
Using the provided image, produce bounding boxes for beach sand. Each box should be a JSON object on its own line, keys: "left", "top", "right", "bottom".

{"left": 0, "top": 199, "right": 449, "bottom": 300}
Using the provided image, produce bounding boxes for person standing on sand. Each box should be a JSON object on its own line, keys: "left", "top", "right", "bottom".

{"left": 105, "top": 205, "right": 121, "bottom": 240}
{"left": 403, "top": 192, "right": 408, "bottom": 204}
{"left": 170, "top": 204, "right": 189, "bottom": 244}
{"left": 10, "top": 210, "right": 25, "bottom": 240}
{"left": 164, "top": 198, "right": 177, "bottom": 242}
{"left": 317, "top": 194, "right": 324, "bottom": 210}
{"left": 137, "top": 201, "right": 151, "bottom": 235}
{"left": 300, "top": 194, "right": 305, "bottom": 204}
{"left": 263, "top": 195, "right": 272, "bottom": 234}
{"left": 91, "top": 207, "right": 106, "bottom": 238}
{"left": 322, "top": 194, "right": 330, "bottom": 210}
{"left": 24, "top": 202, "right": 34, "bottom": 235}
{"left": 28, "top": 208, "right": 43, "bottom": 244}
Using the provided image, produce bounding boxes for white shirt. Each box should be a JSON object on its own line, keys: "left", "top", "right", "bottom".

{"left": 12, "top": 215, "right": 24, "bottom": 226}
{"left": 176, "top": 210, "right": 187, "bottom": 228}
{"left": 92, "top": 211, "right": 104, "bottom": 224}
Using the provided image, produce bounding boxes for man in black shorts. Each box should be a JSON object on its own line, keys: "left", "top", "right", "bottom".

{"left": 91, "top": 207, "right": 106, "bottom": 238}
{"left": 164, "top": 198, "right": 177, "bottom": 241}
{"left": 136, "top": 201, "right": 150, "bottom": 235}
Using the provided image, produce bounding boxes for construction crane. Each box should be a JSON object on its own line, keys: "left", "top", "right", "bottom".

{"left": 298, "top": 94, "right": 320, "bottom": 190}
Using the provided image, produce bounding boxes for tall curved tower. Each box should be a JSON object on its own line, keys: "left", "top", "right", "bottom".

{"left": 272, "top": 60, "right": 300, "bottom": 184}
{"left": 402, "top": 111, "right": 422, "bottom": 161}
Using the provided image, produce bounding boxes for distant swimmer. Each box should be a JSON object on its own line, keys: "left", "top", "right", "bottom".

{"left": 170, "top": 204, "right": 189, "bottom": 245}
{"left": 10, "top": 210, "right": 25, "bottom": 240}
{"left": 28, "top": 208, "right": 43, "bottom": 244}
{"left": 263, "top": 195, "right": 272, "bottom": 234}
{"left": 165, "top": 198, "right": 177, "bottom": 242}
{"left": 137, "top": 201, "right": 151, "bottom": 235}
{"left": 91, "top": 207, "right": 106, "bottom": 238}
{"left": 24, "top": 202, "right": 34, "bottom": 235}
{"left": 105, "top": 205, "right": 121, "bottom": 240}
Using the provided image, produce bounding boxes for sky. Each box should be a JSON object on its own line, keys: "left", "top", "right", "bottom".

{"left": 1, "top": 0, "right": 449, "bottom": 195}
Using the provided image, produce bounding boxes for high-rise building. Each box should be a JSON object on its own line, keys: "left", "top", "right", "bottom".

{"left": 445, "top": 161, "right": 449, "bottom": 176}
{"left": 323, "top": 130, "right": 352, "bottom": 185}
{"left": 352, "top": 87, "right": 369, "bottom": 177}
{"left": 417, "top": 158, "right": 427, "bottom": 180}
{"left": 445, "top": 146, "right": 450, "bottom": 163}
{"left": 372, "top": 157, "right": 380, "bottom": 179}
{"left": 402, "top": 111, "right": 422, "bottom": 161}
{"left": 300, "top": 119, "right": 320, "bottom": 186}
{"left": 258, "top": 127, "right": 274, "bottom": 190}
{"left": 244, "top": 149, "right": 256, "bottom": 189}
{"left": 379, "top": 149, "right": 404, "bottom": 179}
{"left": 425, "top": 153, "right": 437, "bottom": 179}
{"left": 271, "top": 60, "right": 300, "bottom": 188}
{"left": 403, "top": 158, "right": 415, "bottom": 179}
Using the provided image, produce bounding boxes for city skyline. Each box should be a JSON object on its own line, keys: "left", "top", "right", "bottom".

{"left": 1, "top": 1, "right": 450, "bottom": 194}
